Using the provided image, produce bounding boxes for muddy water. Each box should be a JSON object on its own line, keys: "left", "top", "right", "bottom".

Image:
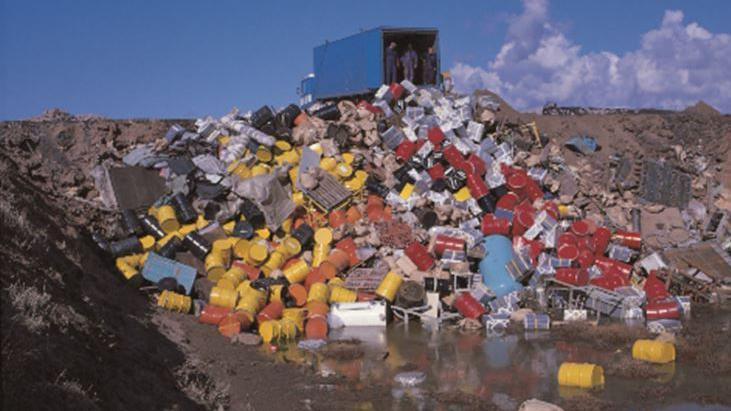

{"left": 268, "top": 310, "right": 731, "bottom": 410}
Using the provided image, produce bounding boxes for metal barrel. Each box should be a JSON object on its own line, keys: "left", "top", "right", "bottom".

{"left": 140, "top": 215, "right": 166, "bottom": 239}
{"left": 182, "top": 232, "right": 211, "bottom": 260}
{"left": 172, "top": 193, "right": 198, "bottom": 224}
{"left": 158, "top": 236, "right": 182, "bottom": 259}
{"left": 109, "top": 236, "right": 143, "bottom": 257}
{"left": 121, "top": 209, "right": 144, "bottom": 236}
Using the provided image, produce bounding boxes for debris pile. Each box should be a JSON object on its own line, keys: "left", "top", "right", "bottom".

{"left": 92, "top": 81, "right": 731, "bottom": 373}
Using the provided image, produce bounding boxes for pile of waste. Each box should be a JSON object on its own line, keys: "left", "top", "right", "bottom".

{"left": 93, "top": 80, "right": 731, "bottom": 386}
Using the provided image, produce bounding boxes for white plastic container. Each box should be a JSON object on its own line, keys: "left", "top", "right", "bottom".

{"left": 328, "top": 300, "right": 387, "bottom": 328}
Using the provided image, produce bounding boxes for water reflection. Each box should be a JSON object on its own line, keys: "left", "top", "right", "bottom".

{"left": 266, "top": 319, "right": 729, "bottom": 410}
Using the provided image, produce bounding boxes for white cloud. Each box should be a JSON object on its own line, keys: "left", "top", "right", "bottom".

{"left": 451, "top": 1, "right": 731, "bottom": 112}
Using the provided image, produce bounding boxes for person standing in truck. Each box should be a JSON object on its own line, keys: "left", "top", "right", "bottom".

{"left": 400, "top": 44, "right": 418, "bottom": 83}
{"left": 385, "top": 42, "right": 398, "bottom": 85}
{"left": 423, "top": 46, "right": 437, "bottom": 85}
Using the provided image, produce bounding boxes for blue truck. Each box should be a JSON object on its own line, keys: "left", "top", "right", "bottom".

{"left": 299, "top": 26, "right": 440, "bottom": 105}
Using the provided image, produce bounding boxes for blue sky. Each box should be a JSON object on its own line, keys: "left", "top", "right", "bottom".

{"left": 1, "top": 0, "right": 730, "bottom": 120}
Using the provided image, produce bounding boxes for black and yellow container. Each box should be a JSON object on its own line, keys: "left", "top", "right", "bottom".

{"left": 157, "top": 290, "right": 192, "bottom": 313}
{"left": 182, "top": 232, "right": 211, "bottom": 260}
{"left": 172, "top": 193, "right": 198, "bottom": 224}
{"left": 140, "top": 215, "right": 166, "bottom": 239}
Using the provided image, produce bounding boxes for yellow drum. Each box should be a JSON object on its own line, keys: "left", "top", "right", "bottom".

{"left": 218, "top": 266, "right": 245, "bottom": 290}
{"left": 307, "top": 282, "right": 330, "bottom": 304}
{"left": 209, "top": 286, "right": 238, "bottom": 309}
{"left": 212, "top": 239, "right": 233, "bottom": 264}
{"left": 156, "top": 205, "right": 180, "bottom": 234}
{"left": 375, "top": 271, "right": 403, "bottom": 302}
{"left": 263, "top": 251, "right": 286, "bottom": 274}
{"left": 269, "top": 284, "right": 285, "bottom": 303}
{"left": 632, "top": 340, "right": 676, "bottom": 364}
{"left": 157, "top": 290, "right": 192, "bottom": 313}
{"left": 283, "top": 260, "right": 310, "bottom": 284}
{"left": 279, "top": 317, "right": 298, "bottom": 340}
{"left": 329, "top": 286, "right": 357, "bottom": 304}
{"left": 327, "top": 277, "right": 345, "bottom": 289}
{"left": 259, "top": 320, "right": 281, "bottom": 343}
{"left": 233, "top": 238, "right": 251, "bottom": 259}
{"left": 282, "top": 308, "right": 305, "bottom": 332}
{"left": 557, "top": 362, "right": 604, "bottom": 388}
{"left": 247, "top": 242, "right": 269, "bottom": 266}
{"left": 236, "top": 289, "right": 266, "bottom": 315}
{"left": 205, "top": 252, "right": 227, "bottom": 282}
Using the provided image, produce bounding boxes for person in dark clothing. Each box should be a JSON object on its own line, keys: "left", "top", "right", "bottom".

{"left": 423, "top": 46, "right": 438, "bottom": 85}
{"left": 400, "top": 43, "right": 418, "bottom": 83}
{"left": 385, "top": 42, "right": 398, "bottom": 85}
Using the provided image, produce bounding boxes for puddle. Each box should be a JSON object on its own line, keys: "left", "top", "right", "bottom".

{"left": 266, "top": 308, "right": 731, "bottom": 410}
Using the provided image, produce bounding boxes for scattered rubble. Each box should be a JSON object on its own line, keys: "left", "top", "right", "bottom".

{"left": 4, "top": 80, "right": 731, "bottom": 409}
{"left": 80, "top": 79, "right": 731, "bottom": 392}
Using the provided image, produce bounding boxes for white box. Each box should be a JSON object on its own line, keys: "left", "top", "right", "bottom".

{"left": 328, "top": 301, "right": 387, "bottom": 328}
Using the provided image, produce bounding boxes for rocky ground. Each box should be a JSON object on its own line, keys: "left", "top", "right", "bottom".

{"left": 1, "top": 98, "right": 730, "bottom": 410}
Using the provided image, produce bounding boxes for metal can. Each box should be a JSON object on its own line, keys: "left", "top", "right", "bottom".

{"left": 555, "top": 268, "right": 589, "bottom": 286}
{"left": 592, "top": 227, "right": 611, "bottom": 256}
{"left": 375, "top": 272, "right": 403, "bottom": 302}
{"left": 434, "top": 235, "right": 466, "bottom": 256}
{"left": 512, "top": 210, "right": 534, "bottom": 237}
{"left": 454, "top": 292, "right": 486, "bottom": 319}
{"left": 256, "top": 301, "right": 284, "bottom": 323}
{"left": 283, "top": 259, "right": 310, "bottom": 284}
{"left": 156, "top": 205, "right": 180, "bottom": 234}
{"left": 558, "top": 363, "right": 604, "bottom": 388}
{"left": 613, "top": 230, "right": 642, "bottom": 250}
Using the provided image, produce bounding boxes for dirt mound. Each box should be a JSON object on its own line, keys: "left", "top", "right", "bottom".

{"left": 683, "top": 100, "right": 721, "bottom": 117}
{"left": 0, "top": 153, "right": 221, "bottom": 409}
{"left": 0, "top": 116, "right": 193, "bottom": 233}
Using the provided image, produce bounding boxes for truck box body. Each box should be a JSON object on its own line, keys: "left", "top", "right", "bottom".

{"left": 309, "top": 27, "right": 439, "bottom": 101}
